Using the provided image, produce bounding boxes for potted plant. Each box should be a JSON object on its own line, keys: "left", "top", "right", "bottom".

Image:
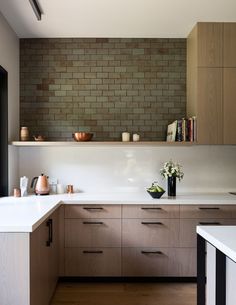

{"left": 160, "top": 160, "right": 184, "bottom": 197}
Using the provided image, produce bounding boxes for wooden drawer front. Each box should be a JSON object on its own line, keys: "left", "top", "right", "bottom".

{"left": 122, "top": 219, "right": 179, "bottom": 247}
{"left": 65, "top": 248, "right": 121, "bottom": 276}
{"left": 180, "top": 218, "right": 236, "bottom": 247}
{"left": 64, "top": 205, "right": 121, "bottom": 219}
{"left": 122, "top": 248, "right": 179, "bottom": 276}
{"left": 65, "top": 219, "right": 121, "bottom": 247}
{"left": 177, "top": 248, "right": 197, "bottom": 277}
{"left": 122, "top": 205, "right": 179, "bottom": 219}
{"left": 180, "top": 205, "right": 236, "bottom": 219}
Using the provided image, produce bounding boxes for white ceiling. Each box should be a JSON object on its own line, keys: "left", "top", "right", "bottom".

{"left": 0, "top": 0, "right": 236, "bottom": 38}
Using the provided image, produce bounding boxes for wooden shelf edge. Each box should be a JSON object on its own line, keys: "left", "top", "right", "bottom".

{"left": 10, "top": 141, "right": 195, "bottom": 147}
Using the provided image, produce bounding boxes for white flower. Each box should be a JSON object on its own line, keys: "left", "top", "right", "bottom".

{"left": 160, "top": 160, "right": 184, "bottom": 181}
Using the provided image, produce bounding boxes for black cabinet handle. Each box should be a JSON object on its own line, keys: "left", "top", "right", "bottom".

{"left": 83, "top": 221, "right": 104, "bottom": 225}
{"left": 198, "top": 207, "right": 220, "bottom": 210}
{"left": 141, "top": 221, "right": 163, "bottom": 225}
{"left": 141, "top": 207, "right": 162, "bottom": 210}
{"left": 83, "top": 207, "right": 104, "bottom": 211}
{"left": 199, "top": 222, "right": 221, "bottom": 225}
{"left": 46, "top": 219, "right": 52, "bottom": 247}
{"left": 141, "top": 250, "right": 163, "bottom": 255}
{"left": 83, "top": 250, "right": 103, "bottom": 254}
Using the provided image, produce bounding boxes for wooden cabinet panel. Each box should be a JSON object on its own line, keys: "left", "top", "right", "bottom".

{"left": 122, "top": 219, "right": 179, "bottom": 247}
{"left": 224, "top": 23, "right": 236, "bottom": 67}
{"left": 180, "top": 205, "right": 236, "bottom": 219}
{"left": 122, "top": 205, "right": 179, "bottom": 219}
{"left": 65, "top": 248, "right": 121, "bottom": 276}
{"left": 197, "top": 22, "right": 223, "bottom": 67}
{"left": 223, "top": 68, "right": 236, "bottom": 144}
{"left": 65, "top": 204, "right": 121, "bottom": 219}
{"left": 65, "top": 218, "right": 121, "bottom": 247}
{"left": 30, "top": 218, "right": 50, "bottom": 305}
{"left": 197, "top": 68, "right": 223, "bottom": 144}
{"left": 180, "top": 218, "right": 236, "bottom": 247}
{"left": 30, "top": 210, "right": 59, "bottom": 305}
{"left": 122, "top": 248, "right": 179, "bottom": 276}
{"left": 177, "top": 248, "right": 197, "bottom": 277}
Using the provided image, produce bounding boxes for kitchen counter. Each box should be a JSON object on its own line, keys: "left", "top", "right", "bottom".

{"left": 0, "top": 192, "right": 236, "bottom": 232}
{"left": 197, "top": 225, "right": 236, "bottom": 262}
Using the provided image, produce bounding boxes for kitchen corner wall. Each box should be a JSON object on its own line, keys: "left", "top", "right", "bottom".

{"left": 20, "top": 38, "right": 186, "bottom": 141}
{"left": 0, "top": 12, "right": 19, "bottom": 193}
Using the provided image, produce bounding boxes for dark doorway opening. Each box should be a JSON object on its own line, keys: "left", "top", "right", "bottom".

{"left": 0, "top": 66, "right": 8, "bottom": 197}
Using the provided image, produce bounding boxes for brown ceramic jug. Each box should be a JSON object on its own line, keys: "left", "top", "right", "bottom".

{"left": 31, "top": 174, "right": 50, "bottom": 195}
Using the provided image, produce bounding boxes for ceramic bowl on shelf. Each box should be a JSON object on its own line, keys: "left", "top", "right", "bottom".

{"left": 73, "top": 132, "right": 93, "bottom": 142}
{"left": 147, "top": 190, "right": 165, "bottom": 199}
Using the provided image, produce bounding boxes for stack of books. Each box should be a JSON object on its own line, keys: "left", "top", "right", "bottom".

{"left": 166, "top": 117, "right": 197, "bottom": 142}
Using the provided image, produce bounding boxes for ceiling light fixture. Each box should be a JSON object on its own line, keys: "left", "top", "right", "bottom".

{"left": 29, "top": 0, "right": 42, "bottom": 21}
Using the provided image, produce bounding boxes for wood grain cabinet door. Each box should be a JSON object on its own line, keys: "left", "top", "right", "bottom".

{"left": 65, "top": 248, "right": 121, "bottom": 276}
{"left": 180, "top": 218, "right": 236, "bottom": 247}
{"left": 122, "top": 248, "right": 180, "bottom": 277}
{"left": 30, "top": 219, "right": 50, "bottom": 305}
{"left": 224, "top": 23, "right": 236, "bottom": 67}
{"left": 65, "top": 218, "right": 121, "bottom": 247}
{"left": 197, "top": 68, "right": 223, "bottom": 144}
{"left": 122, "top": 219, "right": 179, "bottom": 247}
{"left": 65, "top": 205, "right": 121, "bottom": 219}
{"left": 30, "top": 210, "right": 59, "bottom": 305}
{"left": 223, "top": 68, "right": 236, "bottom": 144}
{"left": 197, "top": 22, "right": 223, "bottom": 67}
{"left": 122, "top": 205, "right": 179, "bottom": 219}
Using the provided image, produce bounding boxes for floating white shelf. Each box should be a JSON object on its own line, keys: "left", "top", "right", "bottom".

{"left": 10, "top": 141, "right": 195, "bottom": 147}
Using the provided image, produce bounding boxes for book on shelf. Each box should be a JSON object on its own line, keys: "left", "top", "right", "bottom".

{"left": 166, "top": 120, "right": 177, "bottom": 142}
{"left": 166, "top": 116, "right": 197, "bottom": 142}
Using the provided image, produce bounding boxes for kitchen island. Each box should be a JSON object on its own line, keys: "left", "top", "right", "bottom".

{"left": 197, "top": 226, "right": 236, "bottom": 305}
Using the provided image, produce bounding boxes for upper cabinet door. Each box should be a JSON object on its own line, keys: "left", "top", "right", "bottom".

{"left": 224, "top": 23, "right": 236, "bottom": 67}
{"left": 223, "top": 68, "right": 236, "bottom": 144}
{"left": 197, "top": 68, "right": 223, "bottom": 144}
{"left": 197, "top": 23, "right": 223, "bottom": 67}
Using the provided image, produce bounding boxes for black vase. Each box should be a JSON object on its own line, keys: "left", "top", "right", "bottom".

{"left": 168, "top": 176, "right": 176, "bottom": 197}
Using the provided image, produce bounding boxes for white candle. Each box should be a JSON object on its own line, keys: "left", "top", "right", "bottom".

{"left": 122, "top": 132, "right": 130, "bottom": 142}
{"left": 133, "top": 134, "right": 140, "bottom": 142}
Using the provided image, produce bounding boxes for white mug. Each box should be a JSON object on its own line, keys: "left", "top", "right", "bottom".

{"left": 56, "top": 184, "right": 64, "bottom": 194}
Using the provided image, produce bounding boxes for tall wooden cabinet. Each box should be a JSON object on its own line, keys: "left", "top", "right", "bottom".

{"left": 187, "top": 22, "right": 236, "bottom": 144}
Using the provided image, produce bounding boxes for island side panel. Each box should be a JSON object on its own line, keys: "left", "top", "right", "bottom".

{"left": 0, "top": 233, "right": 30, "bottom": 305}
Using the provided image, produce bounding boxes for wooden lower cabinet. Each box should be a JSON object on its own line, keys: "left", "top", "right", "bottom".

{"left": 65, "top": 248, "right": 121, "bottom": 276}
{"left": 180, "top": 218, "right": 236, "bottom": 247}
{"left": 122, "top": 218, "right": 179, "bottom": 247}
{"left": 122, "top": 248, "right": 180, "bottom": 277}
{"left": 65, "top": 218, "right": 121, "bottom": 247}
{"left": 31, "top": 209, "right": 59, "bottom": 305}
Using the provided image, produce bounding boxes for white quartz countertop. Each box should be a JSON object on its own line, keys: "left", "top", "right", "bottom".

{"left": 0, "top": 192, "right": 236, "bottom": 232}
{"left": 197, "top": 226, "right": 236, "bottom": 263}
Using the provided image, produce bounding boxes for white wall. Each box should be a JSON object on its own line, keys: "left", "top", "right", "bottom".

{"left": 18, "top": 145, "right": 236, "bottom": 193}
{"left": 0, "top": 12, "right": 19, "bottom": 193}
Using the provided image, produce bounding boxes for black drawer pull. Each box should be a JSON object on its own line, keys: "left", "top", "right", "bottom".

{"left": 83, "top": 221, "right": 104, "bottom": 225}
{"left": 198, "top": 207, "right": 220, "bottom": 210}
{"left": 141, "top": 207, "right": 162, "bottom": 210}
{"left": 83, "top": 207, "right": 104, "bottom": 211}
{"left": 83, "top": 250, "right": 103, "bottom": 254}
{"left": 199, "top": 222, "right": 221, "bottom": 225}
{"left": 141, "top": 250, "right": 163, "bottom": 255}
{"left": 141, "top": 221, "right": 163, "bottom": 225}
